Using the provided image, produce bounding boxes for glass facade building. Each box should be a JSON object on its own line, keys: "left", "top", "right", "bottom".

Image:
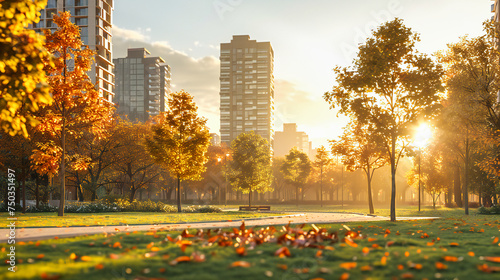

{"left": 31, "top": 0, "right": 115, "bottom": 102}
{"left": 113, "top": 48, "right": 171, "bottom": 122}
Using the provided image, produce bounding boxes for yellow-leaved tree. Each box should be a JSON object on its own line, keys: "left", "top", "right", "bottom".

{"left": 30, "top": 11, "right": 114, "bottom": 216}
{"left": 146, "top": 90, "right": 211, "bottom": 212}
{"left": 0, "top": 0, "right": 52, "bottom": 137}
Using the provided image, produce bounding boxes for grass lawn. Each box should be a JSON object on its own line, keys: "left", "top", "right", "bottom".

{"left": 0, "top": 211, "right": 285, "bottom": 228}
{"left": 1, "top": 209, "right": 499, "bottom": 280}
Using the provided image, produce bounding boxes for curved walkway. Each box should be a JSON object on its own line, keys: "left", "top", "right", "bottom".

{"left": 0, "top": 212, "right": 438, "bottom": 243}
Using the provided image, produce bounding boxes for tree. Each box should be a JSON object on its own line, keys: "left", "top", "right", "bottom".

{"left": 314, "top": 146, "right": 333, "bottom": 207}
{"left": 271, "top": 157, "right": 287, "bottom": 201}
{"left": 437, "top": 25, "right": 500, "bottom": 213}
{"left": 0, "top": 0, "right": 52, "bottom": 138}
{"left": 282, "top": 147, "right": 312, "bottom": 206}
{"left": 330, "top": 122, "right": 387, "bottom": 214}
{"left": 146, "top": 90, "right": 210, "bottom": 212}
{"left": 227, "top": 132, "right": 272, "bottom": 207}
{"left": 406, "top": 145, "right": 448, "bottom": 209}
{"left": 324, "top": 18, "right": 444, "bottom": 221}
{"left": 30, "top": 11, "right": 114, "bottom": 216}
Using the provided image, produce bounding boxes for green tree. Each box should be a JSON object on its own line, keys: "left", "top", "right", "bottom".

{"left": 314, "top": 146, "right": 333, "bottom": 207}
{"left": 282, "top": 147, "right": 312, "bottom": 206}
{"left": 145, "top": 90, "right": 210, "bottom": 212}
{"left": 227, "top": 132, "right": 272, "bottom": 207}
{"left": 30, "top": 11, "right": 114, "bottom": 216}
{"left": 324, "top": 18, "right": 444, "bottom": 221}
{"left": 0, "top": 0, "right": 52, "bottom": 137}
{"left": 330, "top": 122, "right": 387, "bottom": 214}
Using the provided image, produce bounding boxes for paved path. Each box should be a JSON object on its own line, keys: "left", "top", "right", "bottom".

{"left": 0, "top": 212, "right": 438, "bottom": 243}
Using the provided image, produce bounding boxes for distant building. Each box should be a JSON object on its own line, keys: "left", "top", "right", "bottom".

{"left": 219, "top": 35, "right": 275, "bottom": 147}
{"left": 113, "top": 48, "right": 171, "bottom": 122}
{"left": 210, "top": 133, "right": 221, "bottom": 146}
{"left": 492, "top": 0, "right": 500, "bottom": 103}
{"left": 274, "top": 123, "right": 312, "bottom": 158}
{"left": 31, "top": 0, "right": 115, "bottom": 102}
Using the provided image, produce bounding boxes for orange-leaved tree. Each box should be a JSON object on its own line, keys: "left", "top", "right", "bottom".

{"left": 146, "top": 90, "right": 210, "bottom": 212}
{"left": 0, "top": 0, "right": 52, "bottom": 137}
{"left": 314, "top": 146, "right": 333, "bottom": 207}
{"left": 30, "top": 11, "right": 114, "bottom": 216}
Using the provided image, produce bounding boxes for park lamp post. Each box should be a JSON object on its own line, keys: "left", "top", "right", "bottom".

{"left": 414, "top": 123, "right": 432, "bottom": 212}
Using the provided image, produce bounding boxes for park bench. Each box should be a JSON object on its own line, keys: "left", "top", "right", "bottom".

{"left": 239, "top": 205, "right": 271, "bottom": 211}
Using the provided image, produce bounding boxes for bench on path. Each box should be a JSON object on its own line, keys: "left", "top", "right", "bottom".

{"left": 239, "top": 205, "right": 271, "bottom": 211}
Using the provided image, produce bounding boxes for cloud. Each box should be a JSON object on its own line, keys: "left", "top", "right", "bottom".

{"left": 112, "top": 26, "right": 221, "bottom": 133}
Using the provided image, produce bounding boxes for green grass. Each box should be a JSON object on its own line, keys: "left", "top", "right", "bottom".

{"left": 1, "top": 212, "right": 499, "bottom": 279}
{"left": 0, "top": 211, "right": 284, "bottom": 228}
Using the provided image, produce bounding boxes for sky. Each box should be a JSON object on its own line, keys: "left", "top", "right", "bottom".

{"left": 112, "top": 0, "right": 493, "bottom": 148}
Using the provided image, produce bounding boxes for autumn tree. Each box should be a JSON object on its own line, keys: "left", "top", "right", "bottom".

{"left": 0, "top": 0, "right": 52, "bottom": 138}
{"left": 324, "top": 18, "right": 444, "bottom": 221}
{"left": 195, "top": 145, "right": 231, "bottom": 204}
{"left": 146, "top": 90, "right": 210, "bottom": 212}
{"left": 271, "top": 157, "right": 287, "bottom": 201}
{"left": 282, "top": 147, "right": 312, "bottom": 206}
{"left": 406, "top": 144, "right": 448, "bottom": 209}
{"left": 314, "top": 146, "right": 332, "bottom": 207}
{"left": 330, "top": 122, "right": 387, "bottom": 214}
{"left": 437, "top": 22, "right": 500, "bottom": 213}
{"left": 30, "top": 11, "right": 114, "bottom": 216}
{"left": 227, "top": 132, "right": 272, "bottom": 207}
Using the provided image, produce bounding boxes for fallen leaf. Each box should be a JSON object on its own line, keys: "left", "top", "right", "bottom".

{"left": 236, "top": 247, "right": 247, "bottom": 256}
{"left": 435, "top": 262, "right": 448, "bottom": 270}
{"left": 443, "top": 256, "right": 459, "bottom": 262}
{"left": 41, "top": 272, "right": 61, "bottom": 280}
{"left": 230, "top": 261, "right": 251, "bottom": 268}
{"left": 449, "top": 242, "right": 459, "bottom": 247}
{"left": 95, "top": 264, "right": 104, "bottom": 270}
{"left": 401, "top": 272, "right": 414, "bottom": 279}
{"left": 80, "top": 256, "right": 92, "bottom": 262}
{"left": 481, "top": 256, "right": 500, "bottom": 263}
{"left": 278, "top": 264, "right": 288, "bottom": 270}
{"left": 339, "top": 272, "right": 350, "bottom": 280}
{"left": 360, "top": 265, "right": 373, "bottom": 271}
{"left": 37, "top": 254, "right": 45, "bottom": 259}
{"left": 274, "top": 247, "right": 291, "bottom": 258}
{"left": 340, "top": 262, "right": 357, "bottom": 270}
{"left": 468, "top": 252, "right": 475, "bottom": 257}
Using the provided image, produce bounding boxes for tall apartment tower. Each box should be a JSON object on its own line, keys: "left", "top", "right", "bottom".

{"left": 31, "top": 0, "right": 114, "bottom": 102}
{"left": 219, "top": 35, "right": 275, "bottom": 147}
{"left": 113, "top": 48, "right": 171, "bottom": 122}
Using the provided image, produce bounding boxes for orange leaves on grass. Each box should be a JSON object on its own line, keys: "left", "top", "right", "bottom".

{"left": 435, "top": 262, "right": 448, "bottom": 270}
{"left": 69, "top": 253, "right": 77, "bottom": 260}
{"left": 275, "top": 247, "right": 291, "bottom": 258}
{"left": 481, "top": 256, "right": 500, "bottom": 263}
{"left": 449, "top": 242, "right": 459, "bottom": 247}
{"left": 339, "top": 262, "right": 357, "bottom": 270}
{"left": 236, "top": 246, "right": 247, "bottom": 256}
{"left": 169, "top": 256, "right": 191, "bottom": 266}
{"left": 443, "top": 256, "right": 460, "bottom": 262}
{"left": 41, "top": 272, "right": 61, "bottom": 280}
{"left": 80, "top": 256, "right": 92, "bottom": 262}
{"left": 230, "top": 261, "right": 251, "bottom": 268}
{"left": 493, "top": 237, "right": 499, "bottom": 244}
{"left": 477, "top": 264, "right": 500, "bottom": 273}
{"left": 95, "top": 264, "right": 104, "bottom": 270}
{"left": 360, "top": 265, "right": 373, "bottom": 271}
{"left": 36, "top": 254, "right": 45, "bottom": 259}
{"left": 339, "top": 272, "right": 350, "bottom": 280}
{"left": 344, "top": 238, "right": 358, "bottom": 248}
{"left": 400, "top": 272, "right": 414, "bottom": 279}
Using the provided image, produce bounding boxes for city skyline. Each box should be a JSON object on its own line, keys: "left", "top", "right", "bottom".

{"left": 112, "top": 0, "right": 492, "bottom": 148}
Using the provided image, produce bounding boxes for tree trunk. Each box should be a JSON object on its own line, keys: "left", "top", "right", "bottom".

{"left": 464, "top": 135, "right": 469, "bottom": 215}
{"left": 390, "top": 133, "right": 396, "bottom": 222}
{"left": 35, "top": 176, "right": 40, "bottom": 208}
{"left": 249, "top": 188, "right": 252, "bottom": 207}
{"left": 296, "top": 185, "right": 299, "bottom": 207}
{"left": 22, "top": 163, "right": 26, "bottom": 213}
{"left": 454, "top": 165, "right": 462, "bottom": 207}
{"left": 177, "top": 177, "right": 182, "bottom": 212}
{"left": 58, "top": 49, "right": 67, "bottom": 217}
{"left": 129, "top": 187, "right": 137, "bottom": 203}
{"left": 367, "top": 168, "right": 374, "bottom": 215}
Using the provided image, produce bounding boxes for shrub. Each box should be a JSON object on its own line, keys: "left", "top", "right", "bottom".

{"left": 64, "top": 201, "right": 120, "bottom": 213}
{"left": 478, "top": 205, "right": 500, "bottom": 215}
{"left": 118, "top": 200, "right": 177, "bottom": 213}
{"left": 183, "top": 205, "right": 222, "bottom": 213}
{"left": 468, "top": 202, "right": 480, "bottom": 208}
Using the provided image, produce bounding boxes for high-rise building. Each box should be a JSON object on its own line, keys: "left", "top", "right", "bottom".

{"left": 274, "top": 123, "right": 312, "bottom": 158}
{"left": 492, "top": 0, "right": 500, "bottom": 103}
{"left": 113, "top": 48, "right": 171, "bottom": 122}
{"left": 31, "top": 0, "right": 114, "bottom": 102}
{"left": 219, "top": 35, "right": 275, "bottom": 147}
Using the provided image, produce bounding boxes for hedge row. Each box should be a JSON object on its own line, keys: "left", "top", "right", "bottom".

{"left": 0, "top": 200, "right": 222, "bottom": 213}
